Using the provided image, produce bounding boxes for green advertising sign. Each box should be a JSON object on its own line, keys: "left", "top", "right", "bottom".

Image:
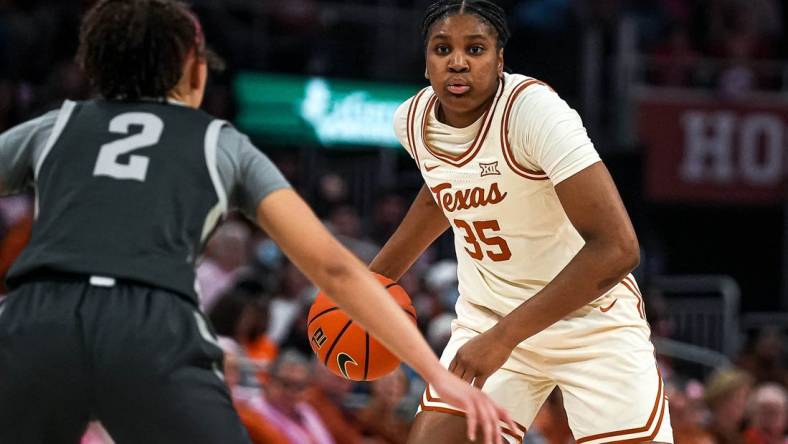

{"left": 234, "top": 72, "right": 422, "bottom": 148}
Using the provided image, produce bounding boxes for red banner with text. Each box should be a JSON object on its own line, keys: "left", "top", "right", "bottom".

{"left": 638, "top": 91, "right": 787, "bottom": 204}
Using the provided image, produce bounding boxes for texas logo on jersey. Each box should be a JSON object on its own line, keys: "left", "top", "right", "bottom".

{"left": 429, "top": 182, "right": 507, "bottom": 213}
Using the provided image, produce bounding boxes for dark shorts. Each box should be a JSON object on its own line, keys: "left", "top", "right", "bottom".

{"left": 0, "top": 277, "right": 250, "bottom": 444}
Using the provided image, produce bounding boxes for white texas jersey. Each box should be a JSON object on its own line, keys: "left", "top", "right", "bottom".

{"left": 394, "top": 73, "right": 637, "bottom": 317}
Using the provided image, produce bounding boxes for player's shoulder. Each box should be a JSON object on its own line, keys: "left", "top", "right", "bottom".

{"left": 217, "top": 121, "right": 253, "bottom": 154}
{"left": 4, "top": 104, "right": 64, "bottom": 140}
{"left": 501, "top": 73, "right": 557, "bottom": 105}
{"left": 393, "top": 85, "right": 434, "bottom": 143}
{"left": 395, "top": 86, "right": 434, "bottom": 119}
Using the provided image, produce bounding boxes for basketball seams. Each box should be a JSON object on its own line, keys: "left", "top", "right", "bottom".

{"left": 307, "top": 306, "right": 340, "bottom": 327}
{"left": 363, "top": 332, "right": 370, "bottom": 380}
{"left": 385, "top": 282, "right": 418, "bottom": 319}
{"left": 323, "top": 319, "right": 353, "bottom": 366}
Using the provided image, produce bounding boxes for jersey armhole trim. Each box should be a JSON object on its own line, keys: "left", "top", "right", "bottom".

{"left": 406, "top": 88, "right": 429, "bottom": 165}
{"left": 500, "top": 80, "right": 549, "bottom": 181}
{"left": 34, "top": 100, "right": 76, "bottom": 180}
{"left": 201, "top": 119, "right": 229, "bottom": 242}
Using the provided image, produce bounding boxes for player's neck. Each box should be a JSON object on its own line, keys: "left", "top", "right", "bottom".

{"left": 167, "top": 91, "right": 199, "bottom": 109}
{"left": 435, "top": 95, "right": 495, "bottom": 129}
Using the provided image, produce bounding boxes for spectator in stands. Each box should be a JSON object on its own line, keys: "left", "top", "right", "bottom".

{"left": 706, "top": 0, "right": 777, "bottom": 96}
{"left": 221, "top": 338, "right": 290, "bottom": 444}
{"left": 737, "top": 327, "right": 788, "bottom": 388}
{"left": 0, "top": 195, "right": 32, "bottom": 294}
{"left": 208, "top": 279, "right": 278, "bottom": 368}
{"left": 302, "top": 364, "right": 365, "bottom": 444}
{"left": 356, "top": 367, "right": 411, "bottom": 444}
{"left": 327, "top": 204, "right": 379, "bottom": 264}
{"left": 275, "top": 260, "right": 316, "bottom": 356}
{"left": 370, "top": 193, "right": 407, "bottom": 246}
{"left": 743, "top": 383, "right": 787, "bottom": 444}
{"left": 704, "top": 369, "right": 754, "bottom": 443}
{"left": 649, "top": 24, "right": 700, "bottom": 87}
{"left": 666, "top": 379, "right": 715, "bottom": 444}
{"left": 313, "top": 173, "right": 349, "bottom": 218}
{"left": 426, "top": 313, "right": 453, "bottom": 354}
{"left": 197, "top": 218, "right": 252, "bottom": 310}
{"left": 264, "top": 351, "right": 335, "bottom": 444}
{"left": 279, "top": 301, "right": 314, "bottom": 357}
{"left": 80, "top": 422, "right": 114, "bottom": 444}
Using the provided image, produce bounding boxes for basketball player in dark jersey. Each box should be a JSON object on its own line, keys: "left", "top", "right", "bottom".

{"left": 0, "top": 1, "right": 514, "bottom": 443}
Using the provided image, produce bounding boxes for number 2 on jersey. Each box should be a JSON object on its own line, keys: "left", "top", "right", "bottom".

{"left": 454, "top": 219, "right": 512, "bottom": 262}
{"left": 93, "top": 112, "right": 163, "bottom": 182}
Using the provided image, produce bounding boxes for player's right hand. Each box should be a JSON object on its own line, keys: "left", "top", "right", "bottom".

{"left": 430, "top": 370, "right": 517, "bottom": 444}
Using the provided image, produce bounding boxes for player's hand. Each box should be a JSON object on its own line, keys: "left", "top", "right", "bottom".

{"left": 449, "top": 330, "right": 512, "bottom": 389}
{"left": 430, "top": 370, "right": 517, "bottom": 444}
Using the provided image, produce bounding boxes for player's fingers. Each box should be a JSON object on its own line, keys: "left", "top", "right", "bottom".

{"left": 465, "top": 399, "right": 478, "bottom": 442}
{"left": 449, "top": 356, "right": 458, "bottom": 373}
{"left": 461, "top": 367, "right": 476, "bottom": 384}
{"left": 490, "top": 402, "right": 504, "bottom": 444}
{"left": 479, "top": 396, "right": 495, "bottom": 444}
{"left": 472, "top": 374, "right": 488, "bottom": 389}
{"left": 451, "top": 359, "right": 467, "bottom": 380}
{"left": 458, "top": 367, "right": 468, "bottom": 382}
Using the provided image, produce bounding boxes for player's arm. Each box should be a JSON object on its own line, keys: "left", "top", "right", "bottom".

{"left": 368, "top": 184, "right": 449, "bottom": 280}
{"left": 255, "top": 189, "right": 515, "bottom": 444}
{"left": 0, "top": 111, "right": 57, "bottom": 196}
{"left": 492, "top": 163, "right": 638, "bottom": 345}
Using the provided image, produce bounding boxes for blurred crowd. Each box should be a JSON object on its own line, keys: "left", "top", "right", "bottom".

{"left": 638, "top": 0, "right": 788, "bottom": 95}
{"left": 1, "top": 0, "right": 786, "bottom": 139}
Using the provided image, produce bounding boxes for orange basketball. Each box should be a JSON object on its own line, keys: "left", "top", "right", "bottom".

{"left": 307, "top": 273, "right": 417, "bottom": 381}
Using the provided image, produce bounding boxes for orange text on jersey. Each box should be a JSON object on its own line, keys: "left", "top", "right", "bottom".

{"left": 429, "top": 182, "right": 508, "bottom": 213}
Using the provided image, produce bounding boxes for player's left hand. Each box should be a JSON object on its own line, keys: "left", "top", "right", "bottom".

{"left": 449, "top": 330, "right": 513, "bottom": 389}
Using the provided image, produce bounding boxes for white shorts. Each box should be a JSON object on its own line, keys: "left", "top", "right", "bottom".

{"left": 419, "top": 283, "right": 674, "bottom": 443}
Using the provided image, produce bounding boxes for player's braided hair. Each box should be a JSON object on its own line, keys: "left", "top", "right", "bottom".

{"left": 77, "top": 0, "right": 216, "bottom": 100}
{"left": 421, "top": 0, "right": 510, "bottom": 49}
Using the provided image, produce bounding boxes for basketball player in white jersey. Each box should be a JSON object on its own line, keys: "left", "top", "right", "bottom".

{"left": 369, "top": 1, "right": 673, "bottom": 443}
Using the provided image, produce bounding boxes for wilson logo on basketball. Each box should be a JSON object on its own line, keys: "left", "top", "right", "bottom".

{"left": 430, "top": 182, "right": 507, "bottom": 213}
{"left": 311, "top": 328, "right": 328, "bottom": 349}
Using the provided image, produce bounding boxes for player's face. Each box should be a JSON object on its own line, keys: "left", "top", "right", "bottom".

{"left": 425, "top": 14, "right": 503, "bottom": 127}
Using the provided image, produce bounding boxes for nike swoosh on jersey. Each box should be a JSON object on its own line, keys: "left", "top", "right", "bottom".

{"left": 336, "top": 352, "right": 358, "bottom": 379}
{"left": 599, "top": 298, "right": 618, "bottom": 312}
{"left": 424, "top": 163, "right": 441, "bottom": 172}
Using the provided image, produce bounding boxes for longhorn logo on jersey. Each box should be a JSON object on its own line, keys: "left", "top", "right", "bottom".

{"left": 430, "top": 182, "right": 508, "bottom": 213}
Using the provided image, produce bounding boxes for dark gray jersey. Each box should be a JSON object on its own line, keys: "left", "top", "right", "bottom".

{"left": 0, "top": 99, "right": 289, "bottom": 301}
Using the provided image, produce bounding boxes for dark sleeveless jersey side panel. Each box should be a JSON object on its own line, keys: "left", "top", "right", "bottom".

{"left": 6, "top": 100, "right": 222, "bottom": 301}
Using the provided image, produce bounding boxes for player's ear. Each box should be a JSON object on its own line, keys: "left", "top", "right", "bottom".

{"left": 189, "top": 54, "right": 207, "bottom": 91}
{"left": 497, "top": 48, "right": 504, "bottom": 79}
